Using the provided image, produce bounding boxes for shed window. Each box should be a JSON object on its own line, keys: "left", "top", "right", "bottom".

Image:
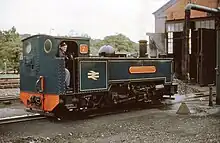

{"left": 189, "top": 29, "right": 191, "bottom": 54}
{"left": 166, "top": 23, "right": 183, "bottom": 32}
{"left": 195, "top": 20, "right": 215, "bottom": 29}
{"left": 168, "top": 32, "right": 173, "bottom": 54}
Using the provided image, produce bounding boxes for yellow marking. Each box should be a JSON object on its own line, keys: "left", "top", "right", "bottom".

{"left": 88, "top": 71, "right": 99, "bottom": 80}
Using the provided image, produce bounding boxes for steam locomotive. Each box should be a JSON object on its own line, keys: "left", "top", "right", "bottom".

{"left": 19, "top": 34, "right": 177, "bottom": 117}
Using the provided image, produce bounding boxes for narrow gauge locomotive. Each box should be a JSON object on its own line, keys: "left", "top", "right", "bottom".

{"left": 19, "top": 34, "right": 177, "bottom": 117}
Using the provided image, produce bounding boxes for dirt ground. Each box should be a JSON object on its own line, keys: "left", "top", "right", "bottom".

{"left": 0, "top": 97, "right": 220, "bottom": 143}
{"left": 0, "top": 88, "right": 19, "bottom": 97}
{"left": 0, "top": 80, "right": 220, "bottom": 143}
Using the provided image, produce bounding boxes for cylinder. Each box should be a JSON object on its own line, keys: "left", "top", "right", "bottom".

{"left": 138, "top": 40, "right": 148, "bottom": 57}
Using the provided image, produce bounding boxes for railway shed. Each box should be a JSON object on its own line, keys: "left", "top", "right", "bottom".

{"left": 151, "top": 0, "right": 219, "bottom": 87}
{"left": 151, "top": 0, "right": 220, "bottom": 105}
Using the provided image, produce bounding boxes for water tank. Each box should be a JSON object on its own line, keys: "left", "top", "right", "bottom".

{"left": 98, "top": 45, "right": 115, "bottom": 56}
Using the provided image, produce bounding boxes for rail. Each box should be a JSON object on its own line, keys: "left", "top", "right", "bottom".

{"left": 0, "top": 77, "right": 20, "bottom": 80}
{"left": 0, "top": 96, "right": 19, "bottom": 102}
{"left": 0, "top": 77, "right": 20, "bottom": 89}
{"left": 0, "top": 114, "right": 45, "bottom": 125}
{"left": 0, "top": 90, "right": 214, "bottom": 125}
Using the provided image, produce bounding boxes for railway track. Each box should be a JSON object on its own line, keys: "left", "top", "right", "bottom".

{"left": 0, "top": 91, "right": 214, "bottom": 125}
{"left": 56, "top": 94, "right": 214, "bottom": 121}
{"left": 0, "top": 95, "right": 20, "bottom": 105}
{"left": 0, "top": 114, "right": 46, "bottom": 125}
{"left": 0, "top": 77, "right": 20, "bottom": 89}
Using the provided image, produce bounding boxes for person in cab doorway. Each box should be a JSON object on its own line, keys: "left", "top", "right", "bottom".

{"left": 59, "top": 42, "right": 71, "bottom": 89}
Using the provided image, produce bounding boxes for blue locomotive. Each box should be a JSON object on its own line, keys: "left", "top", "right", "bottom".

{"left": 19, "top": 34, "right": 177, "bottom": 117}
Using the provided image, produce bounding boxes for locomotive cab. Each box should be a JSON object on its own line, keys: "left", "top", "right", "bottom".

{"left": 55, "top": 36, "right": 90, "bottom": 93}
{"left": 56, "top": 40, "right": 78, "bottom": 91}
{"left": 19, "top": 34, "right": 90, "bottom": 114}
{"left": 56, "top": 40, "right": 89, "bottom": 91}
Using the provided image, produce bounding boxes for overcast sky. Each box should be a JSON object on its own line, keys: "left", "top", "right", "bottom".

{"left": 0, "top": 0, "right": 169, "bottom": 42}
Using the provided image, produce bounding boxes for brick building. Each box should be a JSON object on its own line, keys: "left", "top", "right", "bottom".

{"left": 151, "top": 0, "right": 220, "bottom": 86}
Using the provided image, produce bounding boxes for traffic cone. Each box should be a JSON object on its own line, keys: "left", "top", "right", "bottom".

{"left": 176, "top": 102, "right": 191, "bottom": 115}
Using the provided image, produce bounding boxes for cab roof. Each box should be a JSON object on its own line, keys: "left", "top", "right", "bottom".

{"left": 21, "top": 34, "right": 90, "bottom": 41}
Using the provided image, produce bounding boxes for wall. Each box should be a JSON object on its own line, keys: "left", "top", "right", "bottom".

{"left": 146, "top": 33, "right": 167, "bottom": 57}
{"left": 155, "top": 14, "right": 167, "bottom": 33}
{"left": 165, "top": 0, "right": 219, "bottom": 20}
{"left": 152, "top": 0, "right": 218, "bottom": 57}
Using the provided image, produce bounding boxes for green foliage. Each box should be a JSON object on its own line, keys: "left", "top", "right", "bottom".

{"left": 0, "top": 26, "right": 22, "bottom": 73}
{"left": 90, "top": 33, "right": 138, "bottom": 55}
{"left": 0, "top": 28, "right": 139, "bottom": 72}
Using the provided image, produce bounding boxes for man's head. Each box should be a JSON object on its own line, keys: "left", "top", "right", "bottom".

{"left": 60, "top": 42, "right": 67, "bottom": 52}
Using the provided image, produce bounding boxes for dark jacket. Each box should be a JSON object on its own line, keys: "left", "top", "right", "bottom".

{"left": 58, "top": 49, "right": 74, "bottom": 67}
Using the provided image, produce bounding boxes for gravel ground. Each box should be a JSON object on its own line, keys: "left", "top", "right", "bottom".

{"left": 0, "top": 88, "right": 19, "bottom": 97}
{"left": 174, "top": 79, "right": 201, "bottom": 95}
{"left": 0, "top": 99, "right": 220, "bottom": 143}
{"left": 0, "top": 103, "right": 34, "bottom": 118}
{"left": 0, "top": 80, "right": 219, "bottom": 143}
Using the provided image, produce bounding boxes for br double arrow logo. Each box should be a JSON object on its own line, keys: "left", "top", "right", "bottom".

{"left": 87, "top": 70, "right": 99, "bottom": 80}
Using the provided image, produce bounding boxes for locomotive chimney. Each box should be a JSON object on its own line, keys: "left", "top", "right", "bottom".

{"left": 138, "top": 40, "right": 148, "bottom": 57}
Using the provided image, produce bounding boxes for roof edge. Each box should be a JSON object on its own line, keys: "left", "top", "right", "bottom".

{"left": 152, "top": 0, "right": 177, "bottom": 15}
{"left": 21, "top": 34, "right": 91, "bottom": 41}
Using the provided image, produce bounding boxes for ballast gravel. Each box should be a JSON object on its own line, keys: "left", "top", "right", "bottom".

{"left": 0, "top": 103, "right": 220, "bottom": 143}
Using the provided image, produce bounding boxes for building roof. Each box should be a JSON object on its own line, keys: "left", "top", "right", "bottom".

{"left": 152, "top": 0, "right": 177, "bottom": 16}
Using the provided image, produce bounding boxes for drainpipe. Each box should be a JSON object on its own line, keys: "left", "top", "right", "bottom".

{"left": 185, "top": 4, "right": 219, "bottom": 13}
{"left": 215, "top": 15, "right": 220, "bottom": 105}
{"left": 182, "top": 8, "right": 191, "bottom": 82}
{"left": 184, "top": 3, "right": 220, "bottom": 105}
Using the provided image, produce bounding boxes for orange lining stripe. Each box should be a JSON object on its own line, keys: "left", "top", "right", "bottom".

{"left": 129, "top": 66, "right": 156, "bottom": 74}
{"left": 40, "top": 76, "right": 44, "bottom": 92}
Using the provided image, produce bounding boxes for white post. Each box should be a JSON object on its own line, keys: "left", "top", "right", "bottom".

{"left": 49, "top": 28, "right": 54, "bottom": 35}
{"left": 4, "top": 62, "right": 6, "bottom": 74}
